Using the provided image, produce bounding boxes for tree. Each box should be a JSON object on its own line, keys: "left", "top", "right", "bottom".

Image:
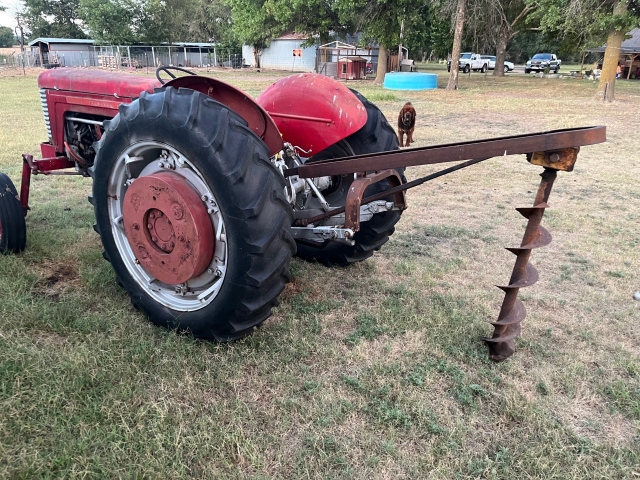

{"left": 0, "top": 26, "right": 14, "bottom": 47}
{"left": 265, "top": 0, "right": 347, "bottom": 45}
{"left": 334, "top": 0, "right": 429, "bottom": 84}
{"left": 488, "top": 0, "right": 537, "bottom": 76}
{"left": 21, "top": 0, "right": 86, "bottom": 38}
{"left": 79, "top": 0, "right": 141, "bottom": 44}
{"left": 535, "top": 0, "right": 640, "bottom": 101}
{"left": 597, "top": 0, "right": 638, "bottom": 100}
{"left": 426, "top": 8, "right": 454, "bottom": 59}
{"left": 227, "top": 0, "right": 283, "bottom": 67}
{"left": 447, "top": 0, "right": 466, "bottom": 90}
{"left": 186, "top": 0, "right": 235, "bottom": 45}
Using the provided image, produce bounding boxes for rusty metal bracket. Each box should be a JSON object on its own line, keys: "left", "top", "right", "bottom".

{"left": 528, "top": 147, "right": 579, "bottom": 172}
{"left": 344, "top": 170, "right": 405, "bottom": 231}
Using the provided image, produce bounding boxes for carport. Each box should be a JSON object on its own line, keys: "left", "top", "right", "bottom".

{"left": 589, "top": 28, "right": 640, "bottom": 79}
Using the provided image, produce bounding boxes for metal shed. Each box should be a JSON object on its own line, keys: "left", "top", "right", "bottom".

{"left": 28, "top": 38, "right": 95, "bottom": 67}
{"left": 242, "top": 33, "right": 316, "bottom": 71}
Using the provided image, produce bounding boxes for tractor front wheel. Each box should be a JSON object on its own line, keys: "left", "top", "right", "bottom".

{"left": 0, "top": 173, "right": 26, "bottom": 254}
{"left": 295, "top": 90, "right": 405, "bottom": 267}
{"left": 91, "top": 87, "right": 295, "bottom": 340}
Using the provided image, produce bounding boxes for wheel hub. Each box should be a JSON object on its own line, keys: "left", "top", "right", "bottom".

{"left": 122, "top": 172, "right": 214, "bottom": 285}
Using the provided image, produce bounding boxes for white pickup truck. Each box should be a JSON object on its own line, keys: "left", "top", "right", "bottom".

{"left": 447, "top": 53, "right": 489, "bottom": 74}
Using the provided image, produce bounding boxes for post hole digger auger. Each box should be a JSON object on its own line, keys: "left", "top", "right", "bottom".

{"left": 0, "top": 68, "right": 606, "bottom": 361}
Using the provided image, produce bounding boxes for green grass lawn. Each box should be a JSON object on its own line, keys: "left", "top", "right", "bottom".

{"left": 0, "top": 67, "right": 638, "bottom": 479}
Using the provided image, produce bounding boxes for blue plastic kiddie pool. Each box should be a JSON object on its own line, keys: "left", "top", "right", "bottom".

{"left": 383, "top": 72, "right": 438, "bottom": 90}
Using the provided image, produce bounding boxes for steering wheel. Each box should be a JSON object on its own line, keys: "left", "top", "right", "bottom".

{"left": 155, "top": 66, "right": 197, "bottom": 85}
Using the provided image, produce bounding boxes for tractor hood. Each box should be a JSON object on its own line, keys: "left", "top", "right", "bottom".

{"left": 38, "top": 68, "right": 160, "bottom": 99}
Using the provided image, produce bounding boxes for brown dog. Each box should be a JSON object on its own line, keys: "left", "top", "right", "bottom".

{"left": 397, "top": 102, "right": 416, "bottom": 147}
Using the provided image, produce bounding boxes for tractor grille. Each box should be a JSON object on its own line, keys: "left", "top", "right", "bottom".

{"left": 40, "top": 89, "right": 52, "bottom": 141}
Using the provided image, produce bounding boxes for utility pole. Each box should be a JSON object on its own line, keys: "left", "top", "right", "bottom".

{"left": 398, "top": 17, "right": 405, "bottom": 68}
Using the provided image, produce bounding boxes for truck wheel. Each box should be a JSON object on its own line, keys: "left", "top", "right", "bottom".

{"left": 463, "top": 64, "right": 470, "bottom": 74}
{"left": 524, "top": 69, "right": 530, "bottom": 74}
{"left": 504, "top": 65, "right": 509, "bottom": 73}
{"left": 91, "top": 87, "right": 295, "bottom": 341}
{"left": 481, "top": 64, "right": 487, "bottom": 73}
{"left": 0, "top": 173, "right": 26, "bottom": 254}
{"left": 295, "top": 90, "right": 406, "bottom": 267}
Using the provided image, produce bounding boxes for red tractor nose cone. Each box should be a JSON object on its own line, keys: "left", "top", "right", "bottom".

{"left": 123, "top": 172, "right": 214, "bottom": 285}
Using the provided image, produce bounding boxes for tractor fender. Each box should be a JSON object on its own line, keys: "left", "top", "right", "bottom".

{"left": 164, "top": 75, "right": 284, "bottom": 156}
{"left": 256, "top": 73, "right": 368, "bottom": 156}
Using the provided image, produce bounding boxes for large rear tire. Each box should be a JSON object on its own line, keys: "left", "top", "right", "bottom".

{"left": 0, "top": 173, "right": 26, "bottom": 254}
{"left": 295, "top": 91, "right": 405, "bottom": 267}
{"left": 91, "top": 87, "right": 295, "bottom": 340}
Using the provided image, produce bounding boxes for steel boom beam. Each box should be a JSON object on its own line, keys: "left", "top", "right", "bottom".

{"left": 284, "top": 126, "right": 606, "bottom": 178}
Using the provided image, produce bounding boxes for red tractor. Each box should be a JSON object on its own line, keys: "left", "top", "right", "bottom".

{"left": 0, "top": 66, "right": 605, "bottom": 361}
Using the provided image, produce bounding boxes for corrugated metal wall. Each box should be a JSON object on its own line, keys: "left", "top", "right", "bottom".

{"left": 243, "top": 40, "right": 316, "bottom": 71}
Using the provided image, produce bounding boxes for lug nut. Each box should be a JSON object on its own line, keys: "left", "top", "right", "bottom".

{"left": 147, "top": 223, "right": 153, "bottom": 230}
{"left": 152, "top": 236, "right": 157, "bottom": 243}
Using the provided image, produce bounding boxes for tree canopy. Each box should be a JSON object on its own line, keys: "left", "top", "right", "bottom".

{"left": 17, "top": 0, "right": 629, "bottom": 89}
{"left": 22, "top": 0, "right": 86, "bottom": 38}
{"left": 0, "top": 26, "right": 15, "bottom": 47}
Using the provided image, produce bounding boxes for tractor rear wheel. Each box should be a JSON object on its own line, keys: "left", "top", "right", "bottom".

{"left": 91, "top": 87, "right": 295, "bottom": 340}
{"left": 0, "top": 173, "right": 26, "bottom": 254}
{"left": 295, "top": 91, "right": 405, "bottom": 267}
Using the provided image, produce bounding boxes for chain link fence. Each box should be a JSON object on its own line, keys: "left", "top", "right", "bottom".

{"left": 0, "top": 46, "right": 244, "bottom": 72}
{"left": 316, "top": 47, "right": 379, "bottom": 79}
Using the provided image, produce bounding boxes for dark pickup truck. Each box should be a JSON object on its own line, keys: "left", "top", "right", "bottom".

{"left": 525, "top": 53, "right": 561, "bottom": 73}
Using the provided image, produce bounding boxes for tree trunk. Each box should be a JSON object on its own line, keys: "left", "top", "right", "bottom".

{"left": 446, "top": 0, "right": 466, "bottom": 90}
{"left": 253, "top": 45, "right": 261, "bottom": 69}
{"left": 597, "top": 0, "right": 628, "bottom": 101}
{"left": 493, "top": 29, "right": 509, "bottom": 77}
{"left": 375, "top": 45, "right": 388, "bottom": 85}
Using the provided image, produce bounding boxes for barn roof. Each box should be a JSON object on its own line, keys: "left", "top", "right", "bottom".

{"left": 338, "top": 56, "right": 367, "bottom": 62}
{"left": 276, "top": 33, "right": 308, "bottom": 40}
{"left": 28, "top": 38, "right": 95, "bottom": 46}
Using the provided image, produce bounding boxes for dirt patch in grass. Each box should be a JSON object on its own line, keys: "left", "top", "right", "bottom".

{"left": 32, "top": 260, "right": 81, "bottom": 300}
